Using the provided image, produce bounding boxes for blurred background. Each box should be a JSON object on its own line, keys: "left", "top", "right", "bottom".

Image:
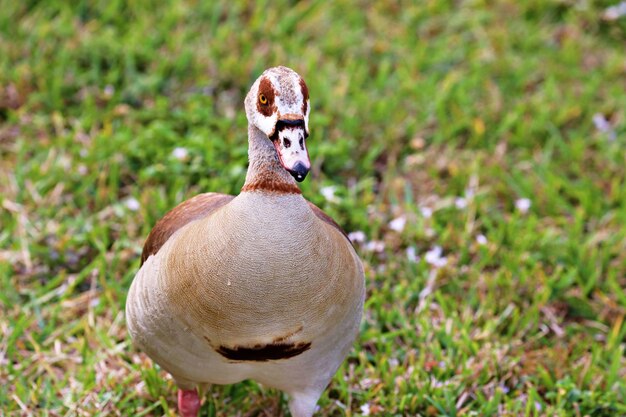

{"left": 1, "top": 1, "right": 625, "bottom": 415}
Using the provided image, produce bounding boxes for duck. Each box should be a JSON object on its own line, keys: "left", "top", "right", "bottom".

{"left": 126, "top": 66, "right": 366, "bottom": 417}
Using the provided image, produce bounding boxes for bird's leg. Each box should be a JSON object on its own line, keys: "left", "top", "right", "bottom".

{"left": 288, "top": 391, "right": 320, "bottom": 417}
{"left": 178, "top": 388, "right": 201, "bottom": 417}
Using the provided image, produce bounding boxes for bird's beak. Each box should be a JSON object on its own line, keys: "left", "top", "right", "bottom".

{"left": 271, "top": 116, "right": 310, "bottom": 182}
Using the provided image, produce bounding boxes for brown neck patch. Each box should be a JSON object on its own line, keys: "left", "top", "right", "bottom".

{"left": 241, "top": 176, "right": 302, "bottom": 194}
{"left": 299, "top": 77, "right": 309, "bottom": 115}
{"left": 257, "top": 77, "right": 277, "bottom": 117}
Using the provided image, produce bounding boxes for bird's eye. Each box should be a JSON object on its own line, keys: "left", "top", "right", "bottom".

{"left": 259, "top": 94, "right": 268, "bottom": 104}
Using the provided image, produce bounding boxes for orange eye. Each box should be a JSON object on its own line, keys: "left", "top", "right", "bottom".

{"left": 259, "top": 94, "right": 268, "bottom": 104}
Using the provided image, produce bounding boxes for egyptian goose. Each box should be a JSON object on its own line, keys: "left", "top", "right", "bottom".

{"left": 126, "top": 66, "right": 365, "bottom": 417}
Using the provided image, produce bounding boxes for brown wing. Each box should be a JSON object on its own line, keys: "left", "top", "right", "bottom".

{"left": 306, "top": 201, "right": 351, "bottom": 243}
{"left": 141, "top": 193, "right": 235, "bottom": 265}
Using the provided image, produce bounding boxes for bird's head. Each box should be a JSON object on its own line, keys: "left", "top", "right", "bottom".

{"left": 245, "top": 66, "right": 311, "bottom": 182}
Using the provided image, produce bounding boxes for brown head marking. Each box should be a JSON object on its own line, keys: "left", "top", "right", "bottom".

{"left": 299, "top": 77, "right": 309, "bottom": 115}
{"left": 257, "top": 77, "right": 277, "bottom": 117}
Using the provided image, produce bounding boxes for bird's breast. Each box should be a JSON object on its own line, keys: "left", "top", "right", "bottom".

{"left": 157, "top": 194, "right": 362, "bottom": 354}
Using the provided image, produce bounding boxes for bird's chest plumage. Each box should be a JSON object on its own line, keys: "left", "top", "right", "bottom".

{"left": 157, "top": 193, "right": 361, "bottom": 349}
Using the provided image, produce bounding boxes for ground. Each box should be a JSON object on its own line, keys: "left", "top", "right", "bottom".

{"left": 1, "top": 1, "right": 625, "bottom": 416}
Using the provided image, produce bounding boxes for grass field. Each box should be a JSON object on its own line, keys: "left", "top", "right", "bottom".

{"left": 1, "top": 1, "right": 626, "bottom": 416}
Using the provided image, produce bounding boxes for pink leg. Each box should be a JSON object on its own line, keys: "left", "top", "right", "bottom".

{"left": 177, "top": 388, "right": 201, "bottom": 417}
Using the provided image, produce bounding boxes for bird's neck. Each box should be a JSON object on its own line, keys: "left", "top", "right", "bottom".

{"left": 241, "top": 125, "right": 301, "bottom": 194}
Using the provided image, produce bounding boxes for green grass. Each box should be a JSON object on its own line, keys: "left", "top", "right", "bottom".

{"left": 1, "top": 0, "right": 625, "bottom": 415}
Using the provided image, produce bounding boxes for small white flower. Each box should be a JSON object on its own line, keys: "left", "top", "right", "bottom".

{"left": 125, "top": 197, "right": 140, "bottom": 211}
{"left": 359, "top": 378, "right": 376, "bottom": 389}
{"left": 348, "top": 231, "right": 366, "bottom": 244}
{"left": 604, "top": 2, "right": 626, "bottom": 20}
{"left": 425, "top": 246, "right": 447, "bottom": 268}
{"left": 365, "top": 240, "right": 385, "bottom": 253}
{"left": 406, "top": 246, "right": 419, "bottom": 263}
{"left": 430, "top": 376, "right": 451, "bottom": 388}
{"left": 388, "top": 215, "right": 406, "bottom": 232}
{"left": 476, "top": 234, "right": 487, "bottom": 245}
{"left": 425, "top": 245, "right": 442, "bottom": 261}
{"left": 77, "top": 164, "right": 88, "bottom": 175}
{"left": 420, "top": 207, "right": 433, "bottom": 218}
{"left": 592, "top": 113, "right": 610, "bottom": 131}
{"left": 455, "top": 197, "right": 467, "bottom": 209}
{"left": 172, "top": 147, "right": 189, "bottom": 161}
{"left": 360, "top": 404, "right": 371, "bottom": 416}
{"left": 320, "top": 186, "right": 339, "bottom": 203}
{"left": 515, "top": 198, "right": 531, "bottom": 214}
{"left": 104, "top": 84, "right": 115, "bottom": 97}
{"left": 592, "top": 113, "right": 616, "bottom": 140}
